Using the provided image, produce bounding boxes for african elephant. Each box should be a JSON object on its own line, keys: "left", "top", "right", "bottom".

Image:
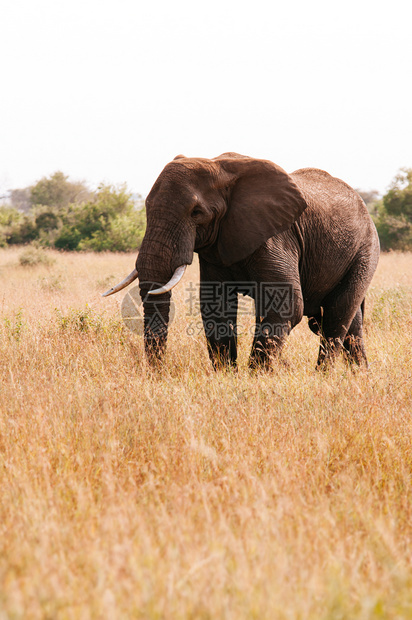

{"left": 103, "top": 153, "right": 380, "bottom": 369}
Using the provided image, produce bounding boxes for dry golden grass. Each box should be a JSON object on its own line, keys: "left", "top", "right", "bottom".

{"left": 0, "top": 247, "right": 411, "bottom": 619}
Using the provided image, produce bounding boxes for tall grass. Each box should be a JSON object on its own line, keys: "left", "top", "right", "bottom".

{"left": 0, "top": 247, "right": 411, "bottom": 619}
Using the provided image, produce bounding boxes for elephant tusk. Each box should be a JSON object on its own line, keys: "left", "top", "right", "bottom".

{"left": 148, "top": 265, "right": 187, "bottom": 295}
{"left": 102, "top": 268, "right": 138, "bottom": 297}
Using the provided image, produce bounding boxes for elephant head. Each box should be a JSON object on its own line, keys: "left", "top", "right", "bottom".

{"left": 103, "top": 153, "right": 308, "bottom": 363}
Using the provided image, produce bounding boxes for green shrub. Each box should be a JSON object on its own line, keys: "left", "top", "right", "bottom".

{"left": 3, "top": 309, "right": 25, "bottom": 341}
{"left": 373, "top": 169, "right": 412, "bottom": 251}
{"left": 54, "top": 305, "right": 126, "bottom": 338}
{"left": 374, "top": 210, "right": 412, "bottom": 251}
{"left": 54, "top": 184, "right": 146, "bottom": 252}
{"left": 0, "top": 206, "right": 37, "bottom": 245}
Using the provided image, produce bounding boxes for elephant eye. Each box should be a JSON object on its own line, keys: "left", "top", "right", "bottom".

{"left": 191, "top": 205, "right": 202, "bottom": 218}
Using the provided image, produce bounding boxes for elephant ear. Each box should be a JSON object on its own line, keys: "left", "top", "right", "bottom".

{"left": 216, "top": 156, "right": 308, "bottom": 265}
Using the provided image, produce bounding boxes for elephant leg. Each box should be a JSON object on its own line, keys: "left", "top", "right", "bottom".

{"left": 308, "top": 310, "right": 366, "bottom": 366}
{"left": 249, "top": 285, "right": 303, "bottom": 370}
{"left": 309, "top": 310, "right": 357, "bottom": 369}
{"left": 316, "top": 312, "right": 355, "bottom": 370}
{"left": 342, "top": 301, "right": 368, "bottom": 367}
{"left": 249, "top": 317, "right": 289, "bottom": 369}
{"left": 316, "top": 266, "right": 369, "bottom": 370}
{"left": 200, "top": 281, "right": 238, "bottom": 370}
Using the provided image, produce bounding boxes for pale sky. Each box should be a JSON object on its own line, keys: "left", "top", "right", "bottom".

{"left": 1, "top": 0, "right": 411, "bottom": 198}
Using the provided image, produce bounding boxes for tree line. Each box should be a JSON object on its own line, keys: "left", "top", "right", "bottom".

{"left": 366, "top": 168, "right": 412, "bottom": 251}
{"left": 0, "top": 172, "right": 146, "bottom": 251}
{"left": 1, "top": 168, "right": 411, "bottom": 252}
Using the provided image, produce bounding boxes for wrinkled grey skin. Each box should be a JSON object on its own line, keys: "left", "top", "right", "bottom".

{"left": 135, "top": 153, "right": 380, "bottom": 369}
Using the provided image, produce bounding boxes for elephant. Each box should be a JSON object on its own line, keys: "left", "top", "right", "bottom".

{"left": 103, "top": 153, "right": 380, "bottom": 370}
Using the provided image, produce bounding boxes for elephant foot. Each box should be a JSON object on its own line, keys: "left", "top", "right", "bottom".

{"left": 315, "top": 336, "right": 344, "bottom": 371}
{"left": 342, "top": 335, "right": 368, "bottom": 369}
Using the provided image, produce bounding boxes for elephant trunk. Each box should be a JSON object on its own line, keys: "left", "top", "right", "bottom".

{"left": 136, "top": 217, "right": 195, "bottom": 364}
{"left": 140, "top": 287, "right": 171, "bottom": 364}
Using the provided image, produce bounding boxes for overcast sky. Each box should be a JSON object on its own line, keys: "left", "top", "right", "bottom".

{"left": 1, "top": 0, "right": 411, "bottom": 198}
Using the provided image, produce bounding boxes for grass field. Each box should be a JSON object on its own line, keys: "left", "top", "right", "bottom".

{"left": 0, "top": 247, "right": 411, "bottom": 619}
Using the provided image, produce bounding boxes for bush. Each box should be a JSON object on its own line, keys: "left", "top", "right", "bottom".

{"left": 19, "top": 247, "right": 56, "bottom": 267}
{"left": 0, "top": 207, "right": 37, "bottom": 246}
{"left": 374, "top": 169, "right": 412, "bottom": 251}
{"left": 54, "top": 184, "right": 146, "bottom": 252}
{"left": 77, "top": 211, "right": 146, "bottom": 252}
{"left": 374, "top": 208, "right": 412, "bottom": 251}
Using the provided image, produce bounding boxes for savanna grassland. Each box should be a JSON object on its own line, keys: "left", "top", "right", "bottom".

{"left": 0, "top": 247, "right": 411, "bottom": 619}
